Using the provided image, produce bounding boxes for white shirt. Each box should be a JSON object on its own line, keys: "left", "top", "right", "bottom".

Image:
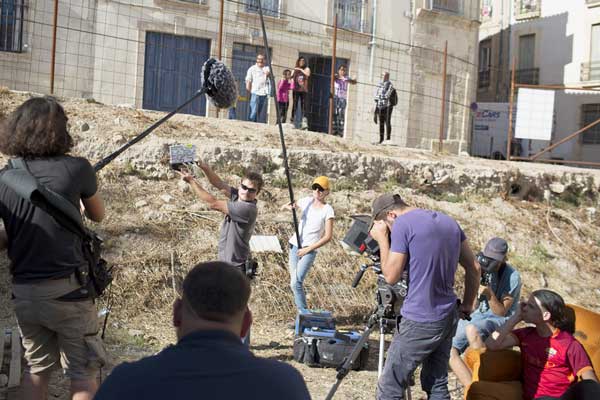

{"left": 245, "top": 65, "right": 270, "bottom": 96}
{"left": 289, "top": 197, "right": 335, "bottom": 248}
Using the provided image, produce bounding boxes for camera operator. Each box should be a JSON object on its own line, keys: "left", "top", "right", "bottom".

{"left": 0, "top": 97, "right": 106, "bottom": 400}
{"left": 178, "top": 162, "right": 263, "bottom": 267}
{"left": 369, "top": 193, "right": 479, "bottom": 400}
{"left": 449, "top": 237, "right": 522, "bottom": 387}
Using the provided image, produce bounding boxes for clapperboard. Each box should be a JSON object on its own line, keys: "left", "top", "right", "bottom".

{"left": 169, "top": 144, "right": 197, "bottom": 170}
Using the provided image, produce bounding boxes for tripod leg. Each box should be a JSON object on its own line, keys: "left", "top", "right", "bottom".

{"left": 378, "top": 319, "right": 385, "bottom": 377}
{"left": 325, "top": 319, "right": 377, "bottom": 400}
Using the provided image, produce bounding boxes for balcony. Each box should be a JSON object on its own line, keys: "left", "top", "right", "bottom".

{"left": 515, "top": 0, "right": 541, "bottom": 20}
{"left": 478, "top": 70, "right": 491, "bottom": 89}
{"left": 515, "top": 68, "right": 539, "bottom": 85}
{"left": 581, "top": 62, "right": 600, "bottom": 82}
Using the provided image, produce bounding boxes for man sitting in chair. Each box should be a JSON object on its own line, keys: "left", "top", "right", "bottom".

{"left": 467, "top": 289, "right": 600, "bottom": 400}
{"left": 450, "top": 238, "right": 522, "bottom": 387}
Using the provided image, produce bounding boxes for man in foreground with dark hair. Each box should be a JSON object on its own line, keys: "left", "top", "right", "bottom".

{"left": 369, "top": 193, "right": 480, "bottom": 400}
{"left": 95, "top": 261, "right": 311, "bottom": 399}
{"left": 178, "top": 161, "right": 263, "bottom": 267}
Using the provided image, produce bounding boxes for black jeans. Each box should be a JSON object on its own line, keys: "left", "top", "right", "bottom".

{"left": 378, "top": 106, "right": 393, "bottom": 142}
{"left": 278, "top": 101, "right": 289, "bottom": 123}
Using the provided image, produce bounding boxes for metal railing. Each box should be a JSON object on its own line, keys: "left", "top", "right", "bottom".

{"left": 581, "top": 61, "right": 600, "bottom": 82}
{"left": 179, "top": 0, "right": 208, "bottom": 4}
{"left": 515, "top": 68, "right": 539, "bottom": 85}
{"left": 0, "top": 0, "right": 25, "bottom": 53}
{"left": 515, "top": 0, "right": 541, "bottom": 19}
{"left": 244, "top": 0, "right": 280, "bottom": 17}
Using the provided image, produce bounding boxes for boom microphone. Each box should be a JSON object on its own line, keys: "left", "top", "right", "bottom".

{"left": 94, "top": 58, "right": 237, "bottom": 171}
{"left": 202, "top": 58, "right": 238, "bottom": 109}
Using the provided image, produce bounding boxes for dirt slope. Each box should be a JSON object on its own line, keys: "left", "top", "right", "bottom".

{"left": 0, "top": 89, "right": 599, "bottom": 399}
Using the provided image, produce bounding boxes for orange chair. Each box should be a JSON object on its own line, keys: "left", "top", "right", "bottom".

{"left": 464, "top": 304, "right": 600, "bottom": 400}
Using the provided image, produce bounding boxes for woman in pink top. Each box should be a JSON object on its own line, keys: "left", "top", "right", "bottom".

{"left": 277, "top": 69, "right": 292, "bottom": 123}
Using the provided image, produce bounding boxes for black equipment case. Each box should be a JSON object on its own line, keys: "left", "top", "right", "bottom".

{"left": 293, "top": 328, "right": 369, "bottom": 370}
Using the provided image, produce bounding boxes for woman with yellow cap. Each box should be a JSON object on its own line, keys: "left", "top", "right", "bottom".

{"left": 283, "top": 176, "right": 335, "bottom": 314}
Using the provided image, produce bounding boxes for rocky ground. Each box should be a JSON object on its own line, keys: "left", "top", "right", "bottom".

{"left": 0, "top": 89, "right": 599, "bottom": 399}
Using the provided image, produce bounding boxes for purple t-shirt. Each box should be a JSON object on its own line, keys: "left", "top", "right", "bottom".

{"left": 390, "top": 209, "right": 466, "bottom": 322}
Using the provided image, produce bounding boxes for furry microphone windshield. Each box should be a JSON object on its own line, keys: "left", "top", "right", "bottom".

{"left": 201, "top": 58, "right": 238, "bottom": 109}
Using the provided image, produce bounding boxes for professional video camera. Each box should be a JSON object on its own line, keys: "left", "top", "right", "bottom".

{"left": 342, "top": 215, "right": 409, "bottom": 329}
{"left": 476, "top": 251, "right": 500, "bottom": 286}
{"left": 351, "top": 263, "right": 408, "bottom": 333}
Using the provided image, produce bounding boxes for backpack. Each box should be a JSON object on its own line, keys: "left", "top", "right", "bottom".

{"left": 389, "top": 88, "right": 398, "bottom": 107}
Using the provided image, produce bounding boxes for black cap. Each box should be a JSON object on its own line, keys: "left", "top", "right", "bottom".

{"left": 483, "top": 237, "right": 508, "bottom": 261}
{"left": 370, "top": 193, "right": 403, "bottom": 228}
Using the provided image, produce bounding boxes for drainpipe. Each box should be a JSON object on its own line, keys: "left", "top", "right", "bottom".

{"left": 368, "top": 0, "right": 377, "bottom": 81}
{"left": 495, "top": 0, "right": 505, "bottom": 101}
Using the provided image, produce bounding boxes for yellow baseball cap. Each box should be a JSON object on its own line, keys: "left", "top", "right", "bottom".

{"left": 312, "top": 176, "right": 330, "bottom": 191}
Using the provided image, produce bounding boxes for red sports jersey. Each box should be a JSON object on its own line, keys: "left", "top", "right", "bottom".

{"left": 511, "top": 327, "right": 593, "bottom": 400}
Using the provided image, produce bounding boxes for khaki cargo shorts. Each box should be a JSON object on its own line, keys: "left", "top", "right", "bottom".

{"left": 13, "top": 297, "right": 107, "bottom": 380}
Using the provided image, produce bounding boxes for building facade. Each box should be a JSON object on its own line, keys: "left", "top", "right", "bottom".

{"left": 0, "top": 0, "right": 480, "bottom": 153}
{"left": 476, "top": 0, "right": 600, "bottom": 162}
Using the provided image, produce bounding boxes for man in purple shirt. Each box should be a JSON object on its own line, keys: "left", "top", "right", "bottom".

{"left": 369, "top": 193, "right": 480, "bottom": 400}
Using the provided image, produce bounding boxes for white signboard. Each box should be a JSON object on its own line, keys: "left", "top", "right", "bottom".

{"left": 472, "top": 103, "right": 510, "bottom": 159}
{"left": 515, "top": 88, "right": 554, "bottom": 141}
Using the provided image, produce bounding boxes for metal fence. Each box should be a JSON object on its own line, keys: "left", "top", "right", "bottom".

{"left": 0, "top": 0, "right": 479, "bottom": 153}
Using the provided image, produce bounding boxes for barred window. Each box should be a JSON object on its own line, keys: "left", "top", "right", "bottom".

{"left": 335, "top": 0, "right": 363, "bottom": 32}
{"left": 0, "top": 0, "right": 25, "bottom": 52}
{"left": 582, "top": 104, "right": 600, "bottom": 145}
{"left": 245, "top": 0, "right": 280, "bottom": 17}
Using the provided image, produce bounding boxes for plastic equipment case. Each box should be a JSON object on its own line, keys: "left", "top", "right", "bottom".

{"left": 293, "top": 328, "right": 369, "bottom": 370}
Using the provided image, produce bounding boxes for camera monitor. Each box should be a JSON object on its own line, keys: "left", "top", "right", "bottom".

{"left": 342, "top": 215, "right": 379, "bottom": 256}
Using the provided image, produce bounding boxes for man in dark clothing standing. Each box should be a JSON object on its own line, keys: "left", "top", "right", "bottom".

{"left": 178, "top": 161, "right": 263, "bottom": 267}
{"left": 95, "top": 261, "right": 312, "bottom": 400}
{"left": 374, "top": 72, "right": 394, "bottom": 144}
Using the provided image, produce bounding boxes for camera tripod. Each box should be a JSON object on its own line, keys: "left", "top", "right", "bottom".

{"left": 325, "top": 263, "right": 412, "bottom": 400}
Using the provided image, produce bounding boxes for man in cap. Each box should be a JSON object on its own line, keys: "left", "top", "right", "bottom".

{"left": 368, "top": 193, "right": 480, "bottom": 400}
{"left": 95, "top": 261, "right": 311, "bottom": 400}
{"left": 449, "top": 237, "right": 522, "bottom": 387}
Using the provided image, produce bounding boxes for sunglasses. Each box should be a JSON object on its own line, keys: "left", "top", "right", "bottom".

{"left": 240, "top": 183, "right": 257, "bottom": 194}
{"left": 312, "top": 184, "right": 325, "bottom": 192}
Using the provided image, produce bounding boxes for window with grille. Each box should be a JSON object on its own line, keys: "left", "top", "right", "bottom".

{"left": 582, "top": 104, "right": 600, "bottom": 145}
{"left": 432, "top": 0, "right": 461, "bottom": 14}
{"left": 478, "top": 39, "right": 491, "bottom": 88}
{"left": 0, "top": 0, "right": 25, "bottom": 52}
{"left": 335, "top": 0, "right": 363, "bottom": 32}
{"left": 245, "top": 0, "right": 280, "bottom": 17}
